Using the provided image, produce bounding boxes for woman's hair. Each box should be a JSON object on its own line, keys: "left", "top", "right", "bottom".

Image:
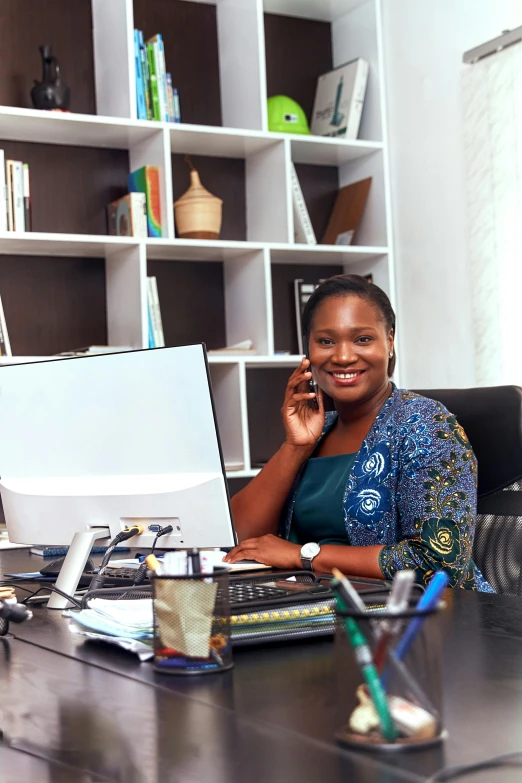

{"left": 301, "top": 274, "right": 397, "bottom": 376}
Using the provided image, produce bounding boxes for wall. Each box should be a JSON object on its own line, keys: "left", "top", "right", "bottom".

{"left": 382, "top": 0, "right": 522, "bottom": 390}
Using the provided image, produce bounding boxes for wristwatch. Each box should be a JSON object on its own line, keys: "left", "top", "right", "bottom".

{"left": 300, "top": 542, "right": 321, "bottom": 571}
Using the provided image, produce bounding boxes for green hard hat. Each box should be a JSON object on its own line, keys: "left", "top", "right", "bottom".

{"left": 267, "top": 95, "right": 310, "bottom": 135}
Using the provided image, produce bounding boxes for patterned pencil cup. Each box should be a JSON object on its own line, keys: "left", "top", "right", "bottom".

{"left": 334, "top": 599, "right": 445, "bottom": 751}
{"left": 152, "top": 570, "right": 233, "bottom": 675}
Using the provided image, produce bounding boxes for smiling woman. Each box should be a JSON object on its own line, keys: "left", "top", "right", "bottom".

{"left": 226, "top": 274, "right": 494, "bottom": 592}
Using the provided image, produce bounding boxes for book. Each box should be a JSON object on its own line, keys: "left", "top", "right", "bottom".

{"left": 107, "top": 192, "right": 147, "bottom": 237}
{"left": 166, "top": 73, "right": 174, "bottom": 122}
{"left": 147, "top": 34, "right": 169, "bottom": 122}
{"left": 0, "top": 151, "right": 6, "bottom": 233}
{"left": 147, "top": 296, "right": 155, "bottom": 348}
{"left": 6, "top": 160, "right": 14, "bottom": 231}
{"left": 138, "top": 30, "right": 152, "bottom": 121}
{"left": 0, "top": 294, "right": 11, "bottom": 356}
{"left": 290, "top": 163, "right": 316, "bottom": 245}
{"left": 146, "top": 42, "right": 161, "bottom": 121}
{"left": 134, "top": 29, "right": 147, "bottom": 120}
{"left": 173, "top": 87, "right": 181, "bottom": 123}
{"left": 294, "top": 279, "right": 325, "bottom": 355}
{"left": 23, "top": 163, "right": 32, "bottom": 231}
{"left": 12, "top": 161, "right": 25, "bottom": 232}
{"left": 311, "top": 58, "right": 369, "bottom": 139}
{"left": 147, "top": 276, "right": 165, "bottom": 347}
{"left": 128, "top": 166, "right": 162, "bottom": 237}
{"left": 322, "top": 177, "right": 372, "bottom": 246}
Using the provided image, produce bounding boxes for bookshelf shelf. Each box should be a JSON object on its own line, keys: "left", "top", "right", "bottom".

{"left": 0, "top": 233, "right": 138, "bottom": 258}
{"left": 0, "top": 0, "right": 395, "bottom": 490}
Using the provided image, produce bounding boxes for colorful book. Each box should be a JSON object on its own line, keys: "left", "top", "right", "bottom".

{"left": 147, "top": 34, "right": 169, "bottom": 122}
{"left": 311, "top": 58, "right": 369, "bottom": 139}
{"left": 166, "top": 73, "right": 174, "bottom": 122}
{"left": 128, "top": 166, "right": 162, "bottom": 237}
{"left": 23, "top": 163, "right": 32, "bottom": 231}
{"left": 173, "top": 87, "right": 181, "bottom": 123}
{"left": 146, "top": 43, "right": 161, "bottom": 121}
{"left": 107, "top": 192, "right": 147, "bottom": 237}
{"left": 0, "top": 294, "right": 11, "bottom": 356}
{"left": 147, "top": 296, "right": 155, "bottom": 348}
{"left": 138, "top": 31, "right": 152, "bottom": 121}
{"left": 134, "top": 29, "right": 147, "bottom": 120}
{"left": 290, "top": 163, "right": 316, "bottom": 245}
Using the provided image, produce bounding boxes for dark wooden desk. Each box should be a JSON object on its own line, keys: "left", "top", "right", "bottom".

{"left": 1, "top": 549, "right": 522, "bottom": 783}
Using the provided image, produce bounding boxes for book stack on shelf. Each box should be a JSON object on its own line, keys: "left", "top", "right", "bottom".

{"left": 107, "top": 166, "right": 162, "bottom": 238}
{"left": 0, "top": 151, "right": 31, "bottom": 233}
{"left": 134, "top": 30, "right": 181, "bottom": 123}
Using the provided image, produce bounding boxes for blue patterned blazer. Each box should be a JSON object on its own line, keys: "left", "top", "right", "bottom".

{"left": 279, "top": 386, "right": 494, "bottom": 592}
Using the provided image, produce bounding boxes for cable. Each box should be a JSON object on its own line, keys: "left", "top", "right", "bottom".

{"left": 133, "top": 524, "right": 173, "bottom": 586}
{"left": 87, "top": 524, "right": 144, "bottom": 591}
{"left": 427, "top": 750, "right": 522, "bottom": 782}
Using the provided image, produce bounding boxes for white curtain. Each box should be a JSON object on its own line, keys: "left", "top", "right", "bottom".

{"left": 461, "top": 42, "right": 522, "bottom": 386}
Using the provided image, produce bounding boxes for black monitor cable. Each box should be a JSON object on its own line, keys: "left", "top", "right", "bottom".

{"left": 87, "top": 524, "right": 144, "bottom": 592}
{"left": 133, "top": 524, "right": 173, "bottom": 586}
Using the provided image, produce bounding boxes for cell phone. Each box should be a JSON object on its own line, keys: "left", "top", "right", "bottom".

{"left": 302, "top": 336, "right": 319, "bottom": 410}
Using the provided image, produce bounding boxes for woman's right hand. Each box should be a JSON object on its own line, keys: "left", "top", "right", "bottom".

{"left": 281, "top": 358, "right": 325, "bottom": 448}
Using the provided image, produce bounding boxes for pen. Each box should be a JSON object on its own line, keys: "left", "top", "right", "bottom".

{"left": 394, "top": 570, "right": 449, "bottom": 663}
{"left": 373, "top": 570, "right": 415, "bottom": 671}
{"left": 333, "top": 592, "right": 398, "bottom": 743}
{"left": 331, "top": 568, "right": 367, "bottom": 614}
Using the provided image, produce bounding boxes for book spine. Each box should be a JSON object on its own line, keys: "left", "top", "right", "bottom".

{"left": 146, "top": 43, "right": 161, "bottom": 121}
{"left": 0, "top": 294, "right": 12, "bottom": 356}
{"left": 0, "top": 151, "right": 6, "bottom": 234}
{"left": 6, "top": 161, "right": 14, "bottom": 232}
{"left": 166, "top": 73, "right": 174, "bottom": 122}
{"left": 345, "top": 59, "right": 369, "bottom": 140}
{"left": 156, "top": 35, "right": 169, "bottom": 122}
{"left": 13, "top": 161, "right": 25, "bottom": 232}
{"left": 147, "top": 282, "right": 156, "bottom": 348}
{"left": 23, "top": 163, "right": 31, "bottom": 231}
{"left": 173, "top": 87, "right": 181, "bottom": 123}
{"left": 129, "top": 193, "right": 142, "bottom": 236}
{"left": 150, "top": 276, "right": 165, "bottom": 347}
{"left": 134, "top": 30, "right": 147, "bottom": 120}
{"left": 138, "top": 31, "right": 152, "bottom": 121}
{"left": 290, "top": 164, "right": 316, "bottom": 245}
{"left": 147, "top": 37, "right": 167, "bottom": 122}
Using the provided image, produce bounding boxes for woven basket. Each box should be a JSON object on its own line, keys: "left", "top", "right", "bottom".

{"left": 174, "top": 168, "right": 223, "bottom": 239}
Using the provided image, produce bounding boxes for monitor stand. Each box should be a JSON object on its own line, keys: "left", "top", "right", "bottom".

{"left": 47, "top": 527, "right": 110, "bottom": 610}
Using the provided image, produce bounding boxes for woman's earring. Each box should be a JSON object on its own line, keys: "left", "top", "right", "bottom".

{"left": 389, "top": 351, "right": 393, "bottom": 358}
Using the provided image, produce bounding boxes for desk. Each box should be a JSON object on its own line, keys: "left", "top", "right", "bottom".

{"left": 1, "top": 550, "right": 522, "bottom": 783}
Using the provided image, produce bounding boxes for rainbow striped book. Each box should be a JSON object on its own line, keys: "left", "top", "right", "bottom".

{"left": 128, "top": 165, "right": 162, "bottom": 237}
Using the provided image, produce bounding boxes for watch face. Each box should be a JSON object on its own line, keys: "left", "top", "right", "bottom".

{"left": 301, "top": 542, "right": 320, "bottom": 559}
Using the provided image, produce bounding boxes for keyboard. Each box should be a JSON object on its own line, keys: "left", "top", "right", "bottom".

{"left": 79, "top": 567, "right": 142, "bottom": 588}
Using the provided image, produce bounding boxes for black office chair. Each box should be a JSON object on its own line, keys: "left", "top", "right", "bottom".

{"left": 414, "top": 386, "right": 522, "bottom": 596}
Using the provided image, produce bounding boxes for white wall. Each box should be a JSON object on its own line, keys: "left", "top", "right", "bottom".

{"left": 382, "top": 0, "right": 522, "bottom": 390}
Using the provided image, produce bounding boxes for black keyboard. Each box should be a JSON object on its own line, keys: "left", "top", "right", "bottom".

{"left": 79, "top": 567, "right": 142, "bottom": 588}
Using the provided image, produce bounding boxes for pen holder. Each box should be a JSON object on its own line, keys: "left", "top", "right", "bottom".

{"left": 152, "top": 569, "right": 233, "bottom": 675}
{"left": 335, "top": 600, "right": 445, "bottom": 751}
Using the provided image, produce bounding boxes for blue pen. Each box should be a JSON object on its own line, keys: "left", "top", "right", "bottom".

{"left": 394, "top": 570, "right": 449, "bottom": 662}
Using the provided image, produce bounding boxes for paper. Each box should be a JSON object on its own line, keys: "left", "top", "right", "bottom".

{"left": 154, "top": 579, "right": 218, "bottom": 658}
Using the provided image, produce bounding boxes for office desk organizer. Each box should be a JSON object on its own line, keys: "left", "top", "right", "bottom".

{"left": 335, "top": 600, "right": 445, "bottom": 751}
{"left": 152, "top": 570, "right": 233, "bottom": 675}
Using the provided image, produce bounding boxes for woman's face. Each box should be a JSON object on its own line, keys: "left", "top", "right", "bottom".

{"left": 308, "top": 294, "right": 393, "bottom": 405}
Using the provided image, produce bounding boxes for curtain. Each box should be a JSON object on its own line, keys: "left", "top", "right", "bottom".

{"left": 461, "top": 42, "right": 522, "bottom": 386}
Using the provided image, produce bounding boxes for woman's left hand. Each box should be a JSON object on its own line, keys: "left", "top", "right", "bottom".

{"left": 223, "top": 534, "right": 301, "bottom": 569}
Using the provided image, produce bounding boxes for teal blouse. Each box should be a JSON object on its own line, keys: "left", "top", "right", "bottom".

{"left": 291, "top": 453, "right": 357, "bottom": 545}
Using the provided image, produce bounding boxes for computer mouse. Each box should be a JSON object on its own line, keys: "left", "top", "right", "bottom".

{"left": 40, "top": 557, "right": 94, "bottom": 577}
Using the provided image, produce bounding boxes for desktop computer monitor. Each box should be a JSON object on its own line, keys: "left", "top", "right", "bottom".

{"left": 0, "top": 344, "right": 236, "bottom": 607}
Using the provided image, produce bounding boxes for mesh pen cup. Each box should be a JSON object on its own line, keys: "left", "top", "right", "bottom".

{"left": 152, "top": 569, "right": 233, "bottom": 675}
{"left": 335, "top": 600, "right": 445, "bottom": 751}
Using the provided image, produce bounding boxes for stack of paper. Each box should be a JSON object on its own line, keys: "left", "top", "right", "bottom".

{"left": 65, "top": 598, "right": 153, "bottom": 640}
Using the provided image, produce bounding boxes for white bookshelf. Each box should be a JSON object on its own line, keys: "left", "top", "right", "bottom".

{"left": 0, "top": 0, "right": 395, "bottom": 479}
